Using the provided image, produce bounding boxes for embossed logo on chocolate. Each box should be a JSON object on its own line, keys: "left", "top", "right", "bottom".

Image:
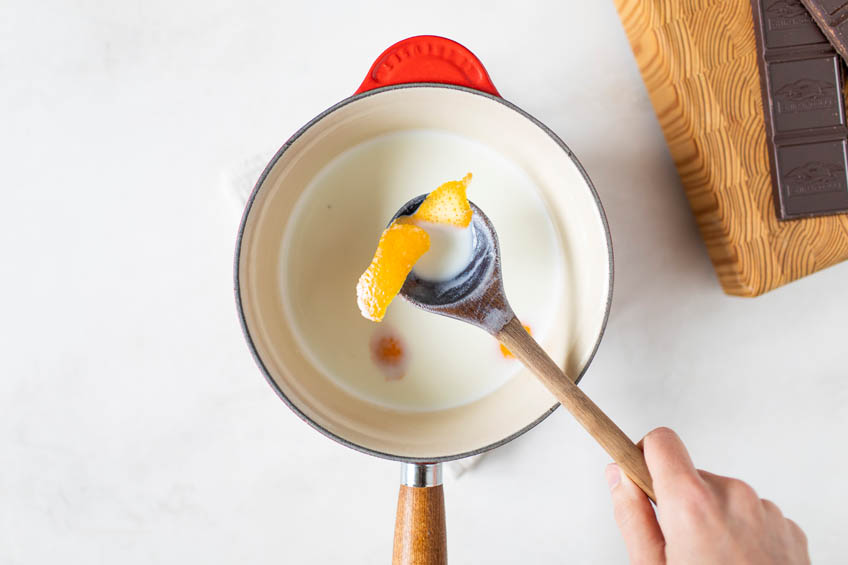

{"left": 774, "top": 79, "right": 836, "bottom": 114}
{"left": 784, "top": 161, "right": 847, "bottom": 195}
{"left": 765, "top": 0, "right": 814, "bottom": 30}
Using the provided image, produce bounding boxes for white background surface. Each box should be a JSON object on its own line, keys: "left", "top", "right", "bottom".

{"left": 3, "top": 1, "right": 847, "bottom": 563}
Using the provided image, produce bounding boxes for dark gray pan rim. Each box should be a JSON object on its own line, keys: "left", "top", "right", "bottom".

{"left": 233, "top": 83, "right": 615, "bottom": 464}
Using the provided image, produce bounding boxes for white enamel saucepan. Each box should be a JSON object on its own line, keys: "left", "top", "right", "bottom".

{"left": 235, "top": 36, "right": 614, "bottom": 564}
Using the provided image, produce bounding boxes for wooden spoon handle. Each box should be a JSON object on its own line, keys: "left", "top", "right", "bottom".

{"left": 497, "top": 316, "right": 655, "bottom": 501}
{"left": 392, "top": 484, "right": 447, "bottom": 565}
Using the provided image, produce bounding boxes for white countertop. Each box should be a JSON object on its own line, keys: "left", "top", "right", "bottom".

{"left": 3, "top": 1, "right": 847, "bottom": 563}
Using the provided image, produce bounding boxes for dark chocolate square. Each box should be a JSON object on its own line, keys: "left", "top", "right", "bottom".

{"left": 775, "top": 140, "right": 848, "bottom": 217}
{"left": 817, "top": 0, "right": 848, "bottom": 14}
{"left": 768, "top": 56, "right": 844, "bottom": 132}
{"left": 835, "top": 19, "right": 848, "bottom": 37}
{"left": 799, "top": 0, "right": 848, "bottom": 68}
{"left": 762, "top": 0, "right": 831, "bottom": 47}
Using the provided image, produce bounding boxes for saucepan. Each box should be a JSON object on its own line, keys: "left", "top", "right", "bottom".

{"left": 235, "top": 36, "right": 613, "bottom": 563}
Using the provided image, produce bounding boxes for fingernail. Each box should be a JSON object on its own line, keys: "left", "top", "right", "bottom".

{"left": 605, "top": 463, "right": 621, "bottom": 490}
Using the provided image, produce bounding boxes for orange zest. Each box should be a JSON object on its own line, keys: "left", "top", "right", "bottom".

{"left": 413, "top": 173, "right": 473, "bottom": 227}
{"left": 356, "top": 173, "right": 473, "bottom": 322}
{"left": 356, "top": 220, "right": 430, "bottom": 322}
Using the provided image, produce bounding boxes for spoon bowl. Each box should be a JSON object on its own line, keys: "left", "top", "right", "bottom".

{"left": 392, "top": 196, "right": 514, "bottom": 333}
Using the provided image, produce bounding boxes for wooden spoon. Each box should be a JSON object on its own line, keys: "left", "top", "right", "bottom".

{"left": 394, "top": 196, "right": 655, "bottom": 500}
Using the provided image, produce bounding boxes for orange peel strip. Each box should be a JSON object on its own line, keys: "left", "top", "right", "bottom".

{"left": 413, "top": 173, "right": 473, "bottom": 227}
{"left": 356, "top": 220, "right": 430, "bottom": 322}
{"left": 356, "top": 173, "right": 473, "bottom": 322}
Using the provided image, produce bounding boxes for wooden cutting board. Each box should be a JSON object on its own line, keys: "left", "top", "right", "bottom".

{"left": 613, "top": 0, "right": 848, "bottom": 296}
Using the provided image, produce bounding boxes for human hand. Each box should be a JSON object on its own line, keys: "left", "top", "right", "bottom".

{"left": 606, "top": 427, "right": 809, "bottom": 565}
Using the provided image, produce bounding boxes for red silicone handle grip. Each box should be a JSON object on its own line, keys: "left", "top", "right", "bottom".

{"left": 355, "top": 36, "right": 500, "bottom": 97}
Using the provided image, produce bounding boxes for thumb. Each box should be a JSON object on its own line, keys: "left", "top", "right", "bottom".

{"left": 607, "top": 463, "right": 666, "bottom": 565}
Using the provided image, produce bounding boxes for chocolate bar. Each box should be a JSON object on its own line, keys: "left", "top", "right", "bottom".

{"left": 750, "top": 0, "right": 848, "bottom": 219}
{"left": 801, "top": 0, "right": 848, "bottom": 65}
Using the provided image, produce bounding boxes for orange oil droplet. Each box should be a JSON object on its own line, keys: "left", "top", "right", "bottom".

{"left": 370, "top": 331, "right": 408, "bottom": 381}
{"left": 374, "top": 336, "right": 404, "bottom": 365}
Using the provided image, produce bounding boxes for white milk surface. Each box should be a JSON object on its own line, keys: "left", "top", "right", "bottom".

{"left": 282, "top": 129, "right": 564, "bottom": 412}
{"left": 411, "top": 220, "right": 473, "bottom": 282}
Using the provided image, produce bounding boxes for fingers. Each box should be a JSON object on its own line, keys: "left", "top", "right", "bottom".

{"left": 607, "top": 463, "right": 666, "bottom": 565}
{"left": 775, "top": 510, "right": 810, "bottom": 564}
{"left": 760, "top": 498, "right": 783, "bottom": 520}
{"left": 699, "top": 471, "right": 760, "bottom": 511}
{"left": 764, "top": 502, "right": 809, "bottom": 562}
{"left": 785, "top": 518, "right": 809, "bottom": 557}
{"left": 700, "top": 471, "right": 810, "bottom": 563}
{"left": 642, "top": 427, "right": 705, "bottom": 501}
{"left": 630, "top": 428, "right": 811, "bottom": 565}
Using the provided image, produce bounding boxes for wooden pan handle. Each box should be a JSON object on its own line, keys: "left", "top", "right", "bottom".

{"left": 393, "top": 464, "right": 447, "bottom": 565}
{"left": 497, "top": 316, "right": 655, "bottom": 501}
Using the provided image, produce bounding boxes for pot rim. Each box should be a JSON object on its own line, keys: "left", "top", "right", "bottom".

{"left": 234, "top": 83, "right": 614, "bottom": 463}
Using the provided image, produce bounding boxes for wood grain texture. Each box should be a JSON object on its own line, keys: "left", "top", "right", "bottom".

{"left": 392, "top": 485, "right": 447, "bottom": 565}
{"left": 496, "top": 317, "right": 656, "bottom": 501}
{"left": 614, "top": 0, "right": 848, "bottom": 296}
